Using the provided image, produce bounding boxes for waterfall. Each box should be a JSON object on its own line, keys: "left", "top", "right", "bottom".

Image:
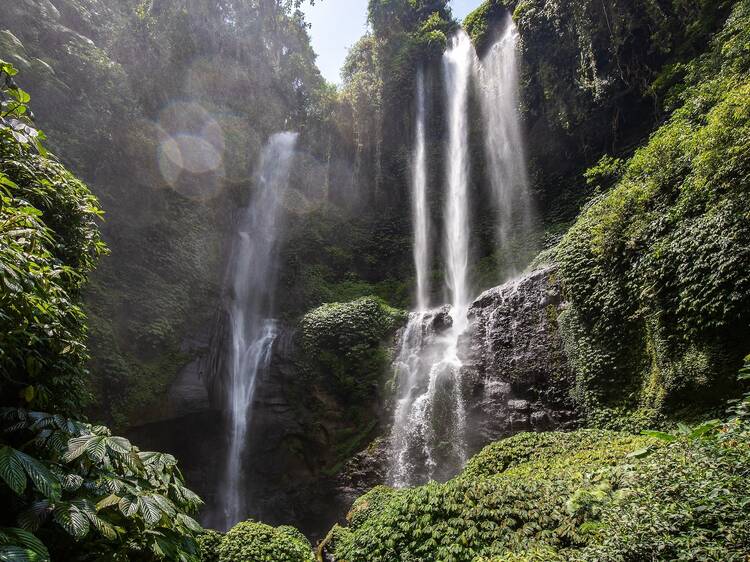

{"left": 479, "top": 15, "right": 535, "bottom": 274}
{"left": 442, "top": 30, "right": 474, "bottom": 323}
{"left": 388, "top": 32, "right": 476, "bottom": 487}
{"left": 220, "top": 131, "right": 297, "bottom": 530}
{"left": 412, "top": 69, "right": 431, "bottom": 311}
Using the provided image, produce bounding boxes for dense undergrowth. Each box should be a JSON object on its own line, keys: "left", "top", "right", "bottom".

{"left": 0, "top": 59, "right": 105, "bottom": 414}
{"left": 326, "top": 419, "right": 750, "bottom": 561}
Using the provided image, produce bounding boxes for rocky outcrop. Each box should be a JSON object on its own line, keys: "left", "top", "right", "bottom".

{"left": 461, "top": 266, "right": 577, "bottom": 453}
{"left": 129, "top": 268, "right": 579, "bottom": 539}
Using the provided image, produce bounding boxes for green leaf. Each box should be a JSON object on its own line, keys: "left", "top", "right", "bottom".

{"left": 95, "top": 494, "right": 121, "bottom": 511}
{"left": 0, "top": 447, "right": 26, "bottom": 495}
{"left": 17, "top": 502, "right": 51, "bottom": 532}
{"left": 641, "top": 430, "right": 677, "bottom": 442}
{"left": 0, "top": 545, "right": 39, "bottom": 562}
{"left": 105, "top": 437, "right": 131, "bottom": 455}
{"left": 118, "top": 497, "right": 138, "bottom": 518}
{"left": 63, "top": 436, "right": 90, "bottom": 463}
{"left": 14, "top": 451, "right": 60, "bottom": 500}
{"left": 137, "top": 496, "right": 161, "bottom": 526}
{"left": 53, "top": 505, "right": 89, "bottom": 539}
{"left": 0, "top": 529, "right": 47, "bottom": 560}
{"left": 626, "top": 447, "right": 652, "bottom": 459}
{"left": 176, "top": 513, "right": 202, "bottom": 533}
{"left": 84, "top": 436, "right": 107, "bottom": 463}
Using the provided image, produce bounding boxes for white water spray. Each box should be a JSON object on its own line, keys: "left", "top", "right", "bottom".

{"left": 221, "top": 132, "right": 297, "bottom": 529}
{"left": 479, "top": 15, "right": 534, "bottom": 273}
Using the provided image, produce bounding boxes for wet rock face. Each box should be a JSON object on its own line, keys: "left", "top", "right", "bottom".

{"left": 462, "top": 266, "right": 577, "bottom": 451}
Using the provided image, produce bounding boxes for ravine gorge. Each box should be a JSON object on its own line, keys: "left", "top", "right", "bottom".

{"left": 1, "top": 1, "right": 749, "bottom": 561}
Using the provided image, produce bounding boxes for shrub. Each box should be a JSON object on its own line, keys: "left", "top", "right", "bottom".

{"left": 218, "top": 521, "right": 313, "bottom": 562}
{"left": 198, "top": 530, "right": 223, "bottom": 562}
{"left": 0, "top": 408, "right": 204, "bottom": 561}
{"left": 300, "top": 296, "right": 406, "bottom": 401}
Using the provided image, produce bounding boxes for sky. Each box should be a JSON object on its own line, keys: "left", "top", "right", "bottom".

{"left": 302, "top": 0, "right": 480, "bottom": 84}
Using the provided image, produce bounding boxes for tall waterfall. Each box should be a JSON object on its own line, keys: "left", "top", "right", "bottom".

{"left": 220, "top": 131, "right": 297, "bottom": 529}
{"left": 442, "top": 30, "right": 474, "bottom": 323}
{"left": 388, "top": 32, "right": 475, "bottom": 487}
{"left": 479, "top": 15, "right": 534, "bottom": 274}
{"left": 412, "top": 69, "right": 431, "bottom": 312}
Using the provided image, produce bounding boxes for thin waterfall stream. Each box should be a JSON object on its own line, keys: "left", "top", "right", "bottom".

{"left": 479, "top": 14, "right": 535, "bottom": 274}
{"left": 389, "top": 21, "right": 531, "bottom": 487}
{"left": 218, "top": 132, "right": 298, "bottom": 529}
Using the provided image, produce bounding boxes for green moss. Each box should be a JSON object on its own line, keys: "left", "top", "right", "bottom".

{"left": 300, "top": 296, "right": 406, "bottom": 402}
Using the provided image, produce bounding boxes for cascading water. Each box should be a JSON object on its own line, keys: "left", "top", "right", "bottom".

{"left": 388, "top": 32, "right": 475, "bottom": 487}
{"left": 479, "top": 15, "right": 535, "bottom": 274}
{"left": 442, "top": 30, "right": 474, "bottom": 323}
{"left": 219, "top": 131, "right": 297, "bottom": 530}
{"left": 412, "top": 69, "right": 431, "bottom": 313}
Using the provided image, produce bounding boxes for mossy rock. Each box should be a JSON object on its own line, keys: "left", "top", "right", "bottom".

{"left": 300, "top": 296, "right": 407, "bottom": 401}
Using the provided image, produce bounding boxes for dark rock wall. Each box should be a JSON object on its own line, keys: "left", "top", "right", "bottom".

{"left": 463, "top": 266, "right": 577, "bottom": 455}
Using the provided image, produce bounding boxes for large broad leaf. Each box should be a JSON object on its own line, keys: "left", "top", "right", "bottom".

{"left": 17, "top": 501, "right": 51, "bottom": 532}
{"left": 0, "top": 528, "right": 49, "bottom": 562}
{"left": 53, "top": 505, "right": 90, "bottom": 539}
{"left": 641, "top": 430, "right": 678, "bottom": 442}
{"left": 84, "top": 436, "right": 107, "bottom": 463}
{"left": 14, "top": 451, "right": 60, "bottom": 500}
{"left": 57, "top": 473, "right": 83, "bottom": 492}
{"left": 105, "top": 437, "right": 131, "bottom": 455}
{"left": 63, "top": 436, "right": 91, "bottom": 463}
{"left": 176, "top": 513, "right": 203, "bottom": 533}
{"left": 95, "top": 494, "right": 121, "bottom": 511}
{"left": 118, "top": 497, "right": 138, "bottom": 518}
{"left": 84, "top": 511, "right": 118, "bottom": 541}
{"left": 137, "top": 496, "right": 162, "bottom": 526}
{"left": 150, "top": 494, "right": 176, "bottom": 517}
{"left": 0, "top": 545, "right": 40, "bottom": 562}
{"left": 0, "top": 447, "right": 26, "bottom": 495}
{"left": 0, "top": 529, "right": 48, "bottom": 561}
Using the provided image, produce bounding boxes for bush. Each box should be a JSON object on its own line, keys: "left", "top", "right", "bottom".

{"left": 300, "top": 296, "right": 406, "bottom": 401}
{"left": 198, "top": 530, "right": 223, "bottom": 562}
{"left": 218, "top": 521, "right": 313, "bottom": 562}
{"left": 0, "top": 408, "right": 204, "bottom": 561}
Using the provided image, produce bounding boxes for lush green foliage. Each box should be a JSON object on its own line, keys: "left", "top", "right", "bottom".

{"left": 0, "top": 408, "right": 204, "bottom": 561}
{"left": 197, "top": 529, "right": 223, "bottom": 562}
{"left": 217, "top": 520, "right": 313, "bottom": 562}
{"left": 331, "top": 422, "right": 750, "bottom": 561}
{"left": 0, "top": 60, "right": 105, "bottom": 414}
{"left": 300, "top": 296, "right": 406, "bottom": 401}
{"left": 553, "top": 0, "right": 750, "bottom": 426}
